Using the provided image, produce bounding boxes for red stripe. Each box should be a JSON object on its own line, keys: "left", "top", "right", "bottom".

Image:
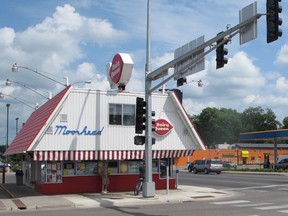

{"left": 33, "top": 150, "right": 193, "bottom": 160}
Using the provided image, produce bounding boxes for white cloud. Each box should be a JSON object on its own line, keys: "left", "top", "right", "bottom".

{"left": 274, "top": 43, "right": 288, "bottom": 66}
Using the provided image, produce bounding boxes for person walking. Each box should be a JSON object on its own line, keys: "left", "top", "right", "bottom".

{"left": 99, "top": 160, "right": 110, "bottom": 193}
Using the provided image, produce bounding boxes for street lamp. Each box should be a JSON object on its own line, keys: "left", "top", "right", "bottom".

{"left": 71, "top": 80, "right": 92, "bottom": 86}
{"left": 0, "top": 92, "right": 38, "bottom": 110}
{"left": 190, "top": 80, "right": 203, "bottom": 87}
{"left": 6, "top": 104, "right": 10, "bottom": 154}
{"left": 12, "top": 63, "right": 69, "bottom": 87}
{"left": 15, "top": 117, "right": 19, "bottom": 135}
{"left": 6, "top": 79, "right": 52, "bottom": 99}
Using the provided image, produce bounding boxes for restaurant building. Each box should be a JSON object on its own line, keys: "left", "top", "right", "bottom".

{"left": 4, "top": 85, "right": 205, "bottom": 194}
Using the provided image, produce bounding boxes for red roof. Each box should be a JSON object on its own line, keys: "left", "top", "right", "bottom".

{"left": 4, "top": 86, "right": 72, "bottom": 155}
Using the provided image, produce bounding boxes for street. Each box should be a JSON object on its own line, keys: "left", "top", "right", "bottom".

{"left": 2, "top": 171, "right": 288, "bottom": 216}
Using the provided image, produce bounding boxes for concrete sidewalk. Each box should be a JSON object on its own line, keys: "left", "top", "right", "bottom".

{"left": 0, "top": 183, "right": 232, "bottom": 211}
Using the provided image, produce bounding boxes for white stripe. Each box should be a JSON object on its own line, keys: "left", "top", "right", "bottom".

{"left": 234, "top": 203, "right": 272, "bottom": 207}
{"left": 212, "top": 200, "right": 250, "bottom": 205}
{"left": 255, "top": 205, "right": 288, "bottom": 210}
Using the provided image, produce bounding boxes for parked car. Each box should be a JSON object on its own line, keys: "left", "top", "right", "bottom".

{"left": 188, "top": 160, "right": 201, "bottom": 172}
{"left": 222, "top": 161, "right": 237, "bottom": 169}
{"left": 275, "top": 158, "right": 288, "bottom": 170}
{"left": 0, "top": 161, "right": 10, "bottom": 168}
{"left": 193, "top": 159, "right": 223, "bottom": 174}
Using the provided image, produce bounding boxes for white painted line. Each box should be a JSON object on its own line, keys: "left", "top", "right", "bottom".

{"left": 255, "top": 205, "right": 288, "bottom": 210}
{"left": 234, "top": 203, "right": 272, "bottom": 207}
{"left": 212, "top": 200, "right": 250, "bottom": 205}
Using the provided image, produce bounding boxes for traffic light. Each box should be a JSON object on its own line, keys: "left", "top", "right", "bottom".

{"left": 151, "top": 111, "right": 156, "bottom": 132}
{"left": 176, "top": 77, "right": 187, "bottom": 87}
{"left": 266, "top": 0, "right": 282, "bottom": 43}
{"left": 216, "top": 34, "right": 228, "bottom": 69}
{"left": 134, "top": 135, "right": 145, "bottom": 145}
{"left": 135, "top": 97, "right": 146, "bottom": 134}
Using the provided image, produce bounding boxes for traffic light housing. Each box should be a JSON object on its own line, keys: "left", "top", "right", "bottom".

{"left": 216, "top": 34, "right": 228, "bottom": 69}
{"left": 177, "top": 77, "right": 187, "bottom": 87}
{"left": 266, "top": 0, "right": 282, "bottom": 43}
{"left": 135, "top": 97, "right": 146, "bottom": 134}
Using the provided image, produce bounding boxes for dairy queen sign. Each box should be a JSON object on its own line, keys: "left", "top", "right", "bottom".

{"left": 153, "top": 119, "right": 173, "bottom": 136}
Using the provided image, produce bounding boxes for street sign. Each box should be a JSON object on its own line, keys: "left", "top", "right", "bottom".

{"left": 239, "top": 2, "right": 257, "bottom": 45}
{"left": 174, "top": 36, "right": 205, "bottom": 80}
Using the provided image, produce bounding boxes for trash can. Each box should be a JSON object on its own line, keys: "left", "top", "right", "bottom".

{"left": 15, "top": 170, "right": 24, "bottom": 186}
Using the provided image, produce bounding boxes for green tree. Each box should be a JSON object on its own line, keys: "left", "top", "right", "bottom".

{"left": 241, "top": 106, "right": 280, "bottom": 132}
{"left": 191, "top": 107, "right": 241, "bottom": 147}
{"left": 282, "top": 116, "right": 288, "bottom": 129}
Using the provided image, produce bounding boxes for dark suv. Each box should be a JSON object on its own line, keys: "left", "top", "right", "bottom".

{"left": 275, "top": 158, "right": 288, "bottom": 170}
{"left": 193, "top": 159, "right": 223, "bottom": 174}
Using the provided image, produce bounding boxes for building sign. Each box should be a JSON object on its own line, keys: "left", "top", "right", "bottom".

{"left": 54, "top": 125, "right": 104, "bottom": 135}
{"left": 108, "top": 53, "right": 133, "bottom": 89}
{"left": 153, "top": 119, "right": 173, "bottom": 136}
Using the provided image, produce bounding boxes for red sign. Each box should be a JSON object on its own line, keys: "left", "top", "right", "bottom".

{"left": 109, "top": 54, "right": 124, "bottom": 84}
{"left": 153, "top": 119, "right": 173, "bottom": 136}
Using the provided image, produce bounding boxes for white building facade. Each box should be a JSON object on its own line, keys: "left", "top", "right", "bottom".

{"left": 5, "top": 86, "right": 205, "bottom": 194}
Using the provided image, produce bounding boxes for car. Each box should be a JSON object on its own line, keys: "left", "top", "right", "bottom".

{"left": 193, "top": 159, "right": 223, "bottom": 174}
{"left": 275, "top": 158, "right": 288, "bottom": 170}
{"left": 187, "top": 160, "right": 200, "bottom": 172}
{"left": 0, "top": 161, "right": 10, "bottom": 168}
{"left": 222, "top": 161, "right": 237, "bottom": 169}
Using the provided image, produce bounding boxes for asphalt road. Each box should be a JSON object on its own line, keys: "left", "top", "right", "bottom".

{"left": 2, "top": 171, "right": 288, "bottom": 216}
{"left": 178, "top": 171, "right": 288, "bottom": 190}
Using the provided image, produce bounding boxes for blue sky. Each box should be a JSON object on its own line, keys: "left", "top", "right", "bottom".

{"left": 0, "top": 0, "right": 288, "bottom": 144}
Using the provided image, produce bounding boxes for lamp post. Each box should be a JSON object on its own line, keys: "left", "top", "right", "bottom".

{"left": 12, "top": 63, "right": 69, "bottom": 87}
{"left": 71, "top": 80, "right": 92, "bottom": 86}
{"left": 15, "top": 117, "right": 19, "bottom": 135}
{"left": 190, "top": 80, "right": 203, "bottom": 87}
{"left": 6, "top": 79, "right": 51, "bottom": 99}
{"left": 0, "top": 92, "right": 37, "bottom": 110}
{"left": 6, "top": 104, "right": 10, "bottom": 153}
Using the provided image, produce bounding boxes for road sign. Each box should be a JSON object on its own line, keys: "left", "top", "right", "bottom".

{"left": 174, "top": 36, "right": 205, "bottom": 80}
{"left": 239, "top": 2, "right": 257, "bottom": 45}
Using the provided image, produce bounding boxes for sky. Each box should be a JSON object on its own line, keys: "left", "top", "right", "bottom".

{"left": 0, "top": 0, "right": 288, "bottom": 145}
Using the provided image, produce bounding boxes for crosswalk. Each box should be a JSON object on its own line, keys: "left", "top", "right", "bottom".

{"left": 211, "top": 199, "right": 288, "bottom": 215}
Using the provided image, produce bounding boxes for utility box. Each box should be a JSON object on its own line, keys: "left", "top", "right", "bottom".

{"left": 15, "top": 170, "right": 24, "bottom": 186}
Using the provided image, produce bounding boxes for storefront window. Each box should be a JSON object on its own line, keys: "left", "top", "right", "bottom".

{"left": 63, "top": 161, "right": 75, "bottom": 176}
{"left": 77, "top": 161, "right": 98, "bottom": 175}
{"left": 47, "top": 161, "right": 62, "bottom": 182}
{"left": 109, "top": 103, "right": 135, "bottom": 126}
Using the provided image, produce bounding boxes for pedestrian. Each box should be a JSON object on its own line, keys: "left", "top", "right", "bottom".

{"left": 99, "top": 160, "right": 110, "bottom": 193}
{"left": 139, "top": 161, "right": 145, "bottom": 180}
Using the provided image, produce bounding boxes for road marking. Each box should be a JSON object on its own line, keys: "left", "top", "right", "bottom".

{"left": 234, "top": 203, "right": 272, "bottom": 207}
{"left": 211, "top": 200, "right": 250, "bottom": 205}
{"left": 224, "top": 184, "right": 287, "bottom": 191}
{"left": 255, "top": 205, "right": 288, "bottom": 210}
{"left": 278, "top": 210, "right": 288, "bottom": 214}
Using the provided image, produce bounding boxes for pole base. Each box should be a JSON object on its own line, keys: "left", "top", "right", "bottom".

{"left": 142, "top": 181, "right": 155, "bottom": 198}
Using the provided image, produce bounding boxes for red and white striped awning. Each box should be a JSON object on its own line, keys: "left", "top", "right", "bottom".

{"left": 33, "top": 150, "right": 194, "bottom": 161}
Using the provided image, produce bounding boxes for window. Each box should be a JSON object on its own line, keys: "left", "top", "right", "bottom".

{"left": 109, "top": 104, "right": 135, "bottom": 126}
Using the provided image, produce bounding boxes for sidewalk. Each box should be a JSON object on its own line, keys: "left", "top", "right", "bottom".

{"left": 0, "top": 179, "right": 233, "bottom": 211}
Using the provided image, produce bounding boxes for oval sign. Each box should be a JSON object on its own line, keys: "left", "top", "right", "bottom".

{"left": 109, "top": 53, "right": 124, "bottom": 84}
{"left": 153, "top": 119, "right": 173, "bottom": 136}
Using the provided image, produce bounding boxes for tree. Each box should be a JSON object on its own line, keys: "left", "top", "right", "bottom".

{"left": 282, "top": 116, "right": 288, "bottom": 129}
{"left": 241, "top": 106, "right": 280, "bottom": 132}
{"left": 191, "top": 107, "right": 241, "bottom": 147}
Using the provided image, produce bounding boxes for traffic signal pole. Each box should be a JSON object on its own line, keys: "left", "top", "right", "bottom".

{"left": 143, "top": 2, "right": 274, "bottom": 198}
{"left": 143, "top": 0, "right": 155, "bottom": 198}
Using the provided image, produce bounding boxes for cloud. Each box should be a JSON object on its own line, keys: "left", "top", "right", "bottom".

{"left": 274, "top": 43, "right": 288, "bottom": 66}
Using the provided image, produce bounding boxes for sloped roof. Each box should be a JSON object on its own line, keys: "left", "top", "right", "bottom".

{"left": 4, "top": 86, "right": 71, "bottom": 155}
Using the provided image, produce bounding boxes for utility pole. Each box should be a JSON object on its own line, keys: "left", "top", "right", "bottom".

{"left": 143, "top": 0, "right": 155, "bottom": 198}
